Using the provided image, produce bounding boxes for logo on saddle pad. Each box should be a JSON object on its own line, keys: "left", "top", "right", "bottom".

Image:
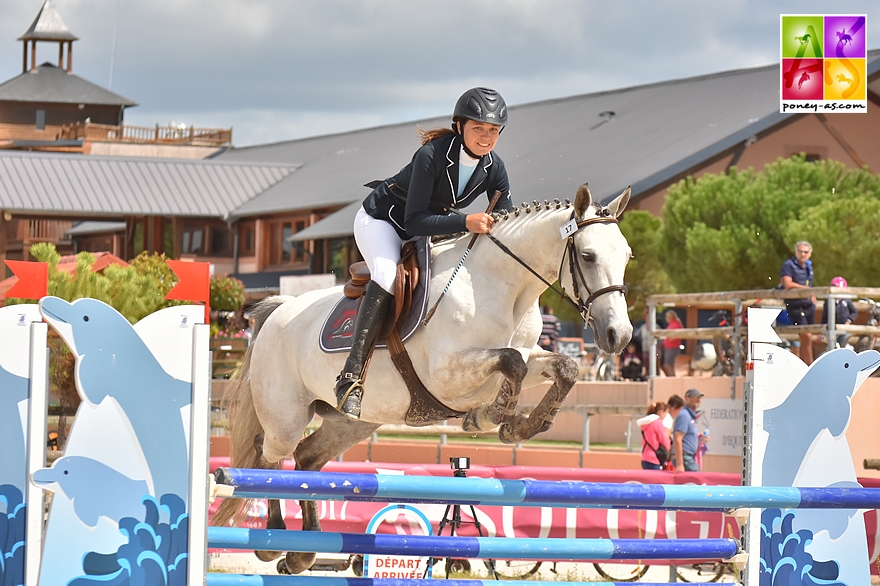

{"left": 329, "top": 309, "right": 358, "bottom": 340}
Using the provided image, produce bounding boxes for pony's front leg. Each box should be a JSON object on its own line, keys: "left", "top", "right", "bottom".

{"left": 498, "top": 348, "right": 579, "bottom": 444}
{"left": 458, "top": 348, "right": 528, "bottom": 435}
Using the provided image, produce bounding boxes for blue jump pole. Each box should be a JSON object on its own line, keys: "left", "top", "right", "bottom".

{"left": 215, "top": 468, "right": 880, "bottom": 510}
{"left": 208, "top": 527, "right": 738, "bottom": 561}
{"left": 206, "top": 577, "right": 720, "bottom": 586}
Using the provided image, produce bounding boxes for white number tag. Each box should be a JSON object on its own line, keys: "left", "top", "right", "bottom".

{"left": 559, "top": 219, "right": 577, "bottom": 239}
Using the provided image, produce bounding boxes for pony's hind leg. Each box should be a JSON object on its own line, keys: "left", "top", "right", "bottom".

{"left": 499, "top": 350, "right": 579, "bottom": 443}
{"left": 279, "top": 405, "right": 381, "bottom": 575}
{"left": 249, "top": 434, "right": 293, "bottom": 563}
{"left": 251, "top": 403, "right": 316, "bottom": 563}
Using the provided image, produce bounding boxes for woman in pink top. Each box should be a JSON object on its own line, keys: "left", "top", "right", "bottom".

{"left": 637, "top": 402, "right": 671, "bottom": 470}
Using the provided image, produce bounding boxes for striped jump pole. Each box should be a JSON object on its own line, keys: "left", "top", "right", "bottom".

{"left": 206, "top": 577, "right": 720, "bottom": 586}
{"left": 208, "top": 527, "right": 739, "bottom": 561}
{"left": 214, "top": 468, "right": 880, "bottom": 511}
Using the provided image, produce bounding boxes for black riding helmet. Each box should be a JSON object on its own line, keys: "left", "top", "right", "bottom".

{"left": 452, "top": 87, "right": 508, "bottom": 130}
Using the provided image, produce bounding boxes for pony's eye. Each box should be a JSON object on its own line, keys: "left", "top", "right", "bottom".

{"left": 581, "top": 252, "right": 596, "bottom": 263}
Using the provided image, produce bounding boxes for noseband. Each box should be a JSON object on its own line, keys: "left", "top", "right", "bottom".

{"left": 486, "top": 208, "right": 628, "bottom": 325}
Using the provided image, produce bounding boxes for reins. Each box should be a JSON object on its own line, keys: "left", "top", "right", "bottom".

{"left": 486, "top": 210, "right": 627, "bottom": 325}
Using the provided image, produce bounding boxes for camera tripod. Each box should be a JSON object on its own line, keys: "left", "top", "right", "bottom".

{"left": 425, "top": 465, "right": 500, "bottom": 580}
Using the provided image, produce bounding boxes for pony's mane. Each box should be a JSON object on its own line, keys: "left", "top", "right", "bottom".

{"left": 430, "top": 199, "right": 607, "bottom": 245}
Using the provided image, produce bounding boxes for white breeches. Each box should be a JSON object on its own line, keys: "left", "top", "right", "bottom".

{"left": 354, "top": 207, "right": 406, "bottom": 294}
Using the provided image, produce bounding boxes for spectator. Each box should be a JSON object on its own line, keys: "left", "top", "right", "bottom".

{"left": 620, "top": 340, "right": 645, "bottom": 381}
{"left": 673, "top": 389, "right": 703, "bottom": 472}
{"left": 637, "top": 402, "right": 671, "bottom": 470}
{"left": 822, "top": 276, "right": 858, "bottom": 348}
{"left": 665, "top": 394, "right": 684, "bottom": 437}
{"left": 780, "top": 241, "right": 816, "bottom": 365}
{"left": 634, "top": 307, "right": 664, "bottom": 376}
{"left": 539, "top": 306, "right": 562, "bottom": 352}
{"left": 662, "top": 310, "right": 683, "bottom": 377}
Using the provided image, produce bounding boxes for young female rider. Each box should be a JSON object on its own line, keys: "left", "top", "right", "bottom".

{"left": 336, "top": 87, "right": 513, "bottom": 420}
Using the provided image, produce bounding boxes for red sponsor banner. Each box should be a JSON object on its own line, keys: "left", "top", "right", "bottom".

{"left": 4, "top": 260, "right": 48, "bottom": 300}
{"left": 165, "top": 260, "right": 210, "bottom": 323}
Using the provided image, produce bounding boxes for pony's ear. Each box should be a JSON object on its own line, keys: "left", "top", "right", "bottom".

{"left": 606, "top": 186, "right": 631, "bottom": 218}
{"left": 574, "top": 183, "right": 593, "bottom": 219}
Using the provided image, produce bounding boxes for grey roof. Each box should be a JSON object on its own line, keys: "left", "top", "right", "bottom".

{"left": 66, "top": 221, "right": 126, "bottom": 236}
{"left": 288, "top": 200, "right": 363, "bottom": 241}
{"left": 220, "top": 121, "right": 437, "bottom": 218}
{"left": 217, "top": 66, "right": 784, "bottom": 217}
{"left": 0, "top": 150, "right": 297, "bottom": 219}
{"left": 18, "top": 1, "right": 77, "bottom": 42}
{"left": 220, "top": 53, "right": 880, "bottom": 239}
{"left": 0, "top": 63, "right": 137, "bottom": 106}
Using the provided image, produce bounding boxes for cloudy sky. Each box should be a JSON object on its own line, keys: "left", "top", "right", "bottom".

{"left": 0, "top": 1, "right": 876, "bottom": 146}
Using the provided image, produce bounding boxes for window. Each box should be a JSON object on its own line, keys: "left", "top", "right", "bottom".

{"left": 183, "top": 229, "right": 203, "bottom": 254}
{"left": 36, "top": 109, "right": 45, "bottom": 130}
{"left": 240, "top": 223, "right": 255, "bottom": 256}
{"left": 209, "top": 226, "right": 230, "bottom": 256}
{"left": 269, "top": 217, "right": 310, "bottom": 266}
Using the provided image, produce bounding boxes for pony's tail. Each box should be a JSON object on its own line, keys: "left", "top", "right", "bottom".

{"left": 211, "top": 296, "right": 289, "bottom": 527}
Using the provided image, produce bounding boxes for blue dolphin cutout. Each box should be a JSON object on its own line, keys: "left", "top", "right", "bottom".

{"left": 32, "top": 456, "right": 149, "bottom": 528}
{"left": 764, "top": 347, "right": 880, "bottom": 487}
{"left": 0, "top": 365, "right": 28, "bottom": 496}
{"left": 40, "top": 297, "right": 192, "bottom": 501}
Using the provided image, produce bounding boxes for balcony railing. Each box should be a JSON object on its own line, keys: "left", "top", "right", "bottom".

{"left": 59, "top": 122, "right": 232, "bottom": 146}
{"left": 7, "top": 219, "right": 74, "bottom": 243}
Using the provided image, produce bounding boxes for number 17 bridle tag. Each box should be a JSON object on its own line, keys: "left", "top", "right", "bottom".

{"left": 559, "top": 219, "right": 577, "bottom": 239}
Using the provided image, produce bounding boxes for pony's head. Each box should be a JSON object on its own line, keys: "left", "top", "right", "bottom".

{"left": 559, "top": 184, "right": 632, "bottom": 354}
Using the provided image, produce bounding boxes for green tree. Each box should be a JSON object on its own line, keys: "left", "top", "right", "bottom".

{"left": 785, "top": 195, "right": 880, "bottom": 287}
{"left": 618, "top": 210, "right": 675, "bottom": 319}
{"left": 660, "top": 155, "right": 880, "bottom": 292}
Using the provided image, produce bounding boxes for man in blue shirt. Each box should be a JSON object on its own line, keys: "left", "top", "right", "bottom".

{"left": 673, "top": 389, "right": 703, "bottom": 472}
{"left": 780, "top": 241, "right": 815, "bottom": 364}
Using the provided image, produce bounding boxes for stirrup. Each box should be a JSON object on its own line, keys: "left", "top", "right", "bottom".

{"left": 336, "top": 375, "right": 365, "bottom": 420}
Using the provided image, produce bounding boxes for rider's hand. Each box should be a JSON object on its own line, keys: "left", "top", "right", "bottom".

{"left": 466, "top": 212, "right": 494, "bottom": 234}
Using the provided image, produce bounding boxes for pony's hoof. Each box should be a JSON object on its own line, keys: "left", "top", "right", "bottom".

{"left": 498, "top": 424, "right": 517, "bottom": 444}
{"left": 462, "top": 409, "right": 480, "bottom": 432}
{"left": 254, "top": 549, "right": 282, "bottom": 562}
{"left": 284, "top": 551, "right": 317, "bottom": 574}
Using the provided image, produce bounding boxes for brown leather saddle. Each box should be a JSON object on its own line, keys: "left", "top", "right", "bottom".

{"left": 321, "top": 239, "right": 465, "bottom": 425}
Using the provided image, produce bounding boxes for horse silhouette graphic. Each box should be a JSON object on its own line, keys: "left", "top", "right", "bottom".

{"left": 798, "top": 72, "right": 810, "bottom": 90}
{"left": 836, "top": 28, "right": 853, "bottom": 46}
{"left": 836, "top": 73, "right": 854, "bottom": 88}
{"left": 795, "top": 33, "right": 811, "bottom": 45}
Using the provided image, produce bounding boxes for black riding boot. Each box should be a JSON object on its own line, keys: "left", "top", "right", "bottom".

{"left": 335, "top": 281, "right": 394, "bottom": 420}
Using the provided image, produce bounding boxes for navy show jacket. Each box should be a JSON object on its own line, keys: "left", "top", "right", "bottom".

{"left": 362, "top": 133, "right": 512, "bottom": 240}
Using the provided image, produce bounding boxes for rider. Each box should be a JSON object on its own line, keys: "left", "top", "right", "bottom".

{"left": 335, "top": 87, "right": 513, "bottom": 420}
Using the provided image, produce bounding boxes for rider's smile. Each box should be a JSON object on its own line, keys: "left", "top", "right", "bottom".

{"left": 461, "top": 121, "right": 501, "bottom": 157}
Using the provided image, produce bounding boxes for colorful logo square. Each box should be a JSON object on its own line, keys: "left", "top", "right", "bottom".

{"left": 781, "top": 59, "right": 823, "bottom": 100}
{"left": 781, "top": 16, "right": 824, "bottom": 58}
{"left": 824, "top": 15, "right": 867, "bottom": 59}
{"left": 824, "top": 58, "right": 867, "bottom": 101}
